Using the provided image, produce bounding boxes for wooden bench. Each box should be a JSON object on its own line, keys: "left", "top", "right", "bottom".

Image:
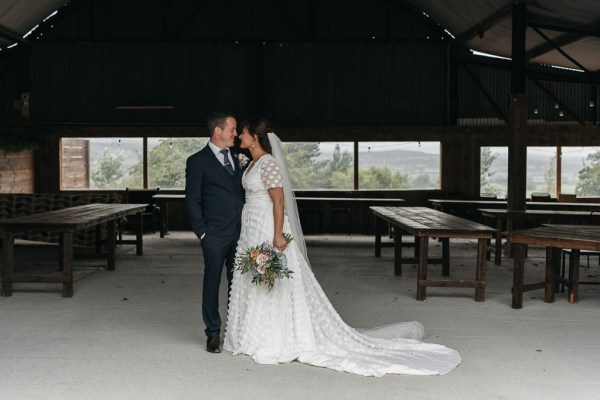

{"left": 1, "top": 203, "right": 147, "bottom": 297}
{"left": 478, "top": 208, "right": 594, "bottom": 265}
{"left": 506, "top": 224, "right": 600, "bottom": 309}
{"left": 0, "top": 192, "right": 123, "bottom": 247}
{"left": 370, "top": 206, "right": 496, "bottom": 301}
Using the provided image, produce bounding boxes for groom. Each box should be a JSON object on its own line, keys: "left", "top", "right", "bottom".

{"left": 185, "top": 112, "right": 245, "bottom": 353}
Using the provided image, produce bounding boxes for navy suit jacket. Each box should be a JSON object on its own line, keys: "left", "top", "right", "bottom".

{"left": 185, "top": 145, "right": 245, "bottom": 239}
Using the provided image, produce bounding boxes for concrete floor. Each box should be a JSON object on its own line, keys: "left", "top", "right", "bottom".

{"left": 1, "top": 232, "right": 600, "bottom": 400}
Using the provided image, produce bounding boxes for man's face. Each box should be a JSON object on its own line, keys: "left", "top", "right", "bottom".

{"left": 214, "top": 117, "right": 237, "bottom": 148}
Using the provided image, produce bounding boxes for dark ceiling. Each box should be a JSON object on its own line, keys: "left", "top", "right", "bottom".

{"left": 0, "top": 0, "right": 599, "bottom": 71}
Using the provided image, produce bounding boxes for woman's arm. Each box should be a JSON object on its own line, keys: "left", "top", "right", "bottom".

{"left": 267, "top": 187, "right": 287, "bottom": 251}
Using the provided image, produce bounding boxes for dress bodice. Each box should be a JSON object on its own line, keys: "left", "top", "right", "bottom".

{"left": 242, "top": 154, "right": 283, "bottom": 205}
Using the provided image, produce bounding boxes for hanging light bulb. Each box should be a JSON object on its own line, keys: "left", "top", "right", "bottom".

{"left": 559, "top": 110, "right": 564, "bottom": 117}
{"left": 590, "top": 101, "right": 595, "bottom": 108}
{"left": 533, "top": 107, "right": 539, "bottom": 115}
{"left": 554, "top": 103, "right": 560, "bottom": 109}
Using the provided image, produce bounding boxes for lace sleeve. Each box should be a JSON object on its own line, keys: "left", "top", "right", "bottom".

{"left": 260, "top": 156, "right": 284, "bottom": 189}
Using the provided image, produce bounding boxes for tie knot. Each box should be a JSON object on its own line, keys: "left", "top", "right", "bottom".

{"left": 220, "top": 149, "right": 229, "bottom": 156}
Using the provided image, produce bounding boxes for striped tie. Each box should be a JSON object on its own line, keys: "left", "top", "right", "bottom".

{"left": 220, "top": 149, "right": 234, "bottom": 175}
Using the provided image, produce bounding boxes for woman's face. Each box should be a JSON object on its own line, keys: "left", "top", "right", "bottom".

{"left": 239, "top": 127, "right": 255, "bottom": 149}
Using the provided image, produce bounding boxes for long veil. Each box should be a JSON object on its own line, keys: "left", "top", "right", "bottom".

{"left": 268, "top": 132, "right": 425, "bottom": 340}
{"left": 267, "top": 132, "right": 309, "bottom": 266}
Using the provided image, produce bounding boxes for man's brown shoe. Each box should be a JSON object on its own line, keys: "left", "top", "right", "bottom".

{"left": 206, "top": 336, "right": 221, "bottom": 353}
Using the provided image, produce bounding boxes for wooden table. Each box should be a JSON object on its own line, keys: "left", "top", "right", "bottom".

{"left": 1, "top": 203, "right": 147, "bottom": 297}
{"left": 153, "top": 194, "right": 405, "bottom": 236}
{"left": 296, "top": 197, "right": 404, "bottom": 234}
{"left": 371, "top": 206, "right": 496, "bottom": 301}
{"left": 430, "top": 198, "right": 600, "bottom": 213}
{"left": 506, "top": 224, "right": 600, "bottom": 309}
{"left": 153, "top": 194, "right": 185, "bottom": 237}
{"left": 478, "top": 208, "right": 594, "bottom": 265}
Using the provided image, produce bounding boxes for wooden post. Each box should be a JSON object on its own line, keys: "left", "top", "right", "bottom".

{"left": 507, "top": 2, "right": 528, "bottom": 212}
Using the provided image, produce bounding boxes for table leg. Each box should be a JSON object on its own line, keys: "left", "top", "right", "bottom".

{"left": 95, "top": 224, "right": 102, "bottom": 254}
{"left": 160, "top": 200, "right": 169, "bottom": 238}
{"left": 511, "top": 243, "right": 526, "bottom": 309}
{"left": 504, "top": 217, "right": 513, "bottom": 258}
{"left": 441, "top": 238, "right": 450, "bottom": 276}
{"left": 135, "top": 212, "right": 143, "bottom": 256}
{"left": 107, "top": 219, "right": 116, "bottom": 271}
{"left": 545, "top": 247, "right": 560, "bottom": 303}
{"left": 495, "top": 218, "right": 503, "bottom": 265}
{"left": 475, "top": 238, "right": 486, "bottom": 302}
{"left": 394, "top": 230, "right": 403, "bottom": 276}
{"left": 374, "top": 217, "right": 382, "bottom": 257}
{"left": 1, "top": 232, "right": 14, "bottom": 297}
{"left": 416, "top": 237, "right": 429, "bottom": 301}
{"left": 569, "top": 249, "right": 580, "bottom": 303}
{"left": 60, "top": 232, "right": 74, "bottom": 298}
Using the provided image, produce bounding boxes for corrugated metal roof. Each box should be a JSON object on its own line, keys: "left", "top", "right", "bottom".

{"left": 0, "top": 0, "right": 68, "bottom": 48}
{"left": 0, "top": 0, "right": 599, "bottom": 71}
{"left": 403, "top": 0, "right": 600, "bottom": 71}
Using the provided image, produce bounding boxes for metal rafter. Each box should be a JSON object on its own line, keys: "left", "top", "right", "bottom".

{"left": 452, "top": 1, "right": 517, "bottom": 46}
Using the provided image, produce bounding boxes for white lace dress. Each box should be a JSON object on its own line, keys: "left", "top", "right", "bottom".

{"left": 223, "top": 154, "right": 461, "bottom": 376}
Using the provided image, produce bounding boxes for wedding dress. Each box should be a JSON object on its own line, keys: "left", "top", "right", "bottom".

{"left": 223, "top": 151, "right": 461, "bottom": 377}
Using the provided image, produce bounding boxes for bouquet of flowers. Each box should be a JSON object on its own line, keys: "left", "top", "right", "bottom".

{"left": 234, "top": 233, "right": 294, "bottom": 290}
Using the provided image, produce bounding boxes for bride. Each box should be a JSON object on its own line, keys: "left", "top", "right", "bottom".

{"left": 223, "top": 118, "right": 461, "bottom": 377}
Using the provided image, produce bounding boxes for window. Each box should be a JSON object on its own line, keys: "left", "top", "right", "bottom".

{"left": 359, "top": 142, "right": 440, "bottom": 189}
{"left": 527, "top": 147, "right": 556, "bottom": 197}
{"left": 61, "top": 137, "right": 207, "bottom": 190}
{"left": 148, "top": 137, "right": 208, "bottom": 189}
{"left": 561, "top": 146, "right": 600, "bottom": 197}
{"left": 62, "top": 137, "right": 442, "bottom": 191}
{"left": 480, "top": 146, "right": 600, "bottom": 199}
{"left": 61, "top": 137, "right": 143, "bottom": 190}
{"left": 282, "top": 142, "right": 354, "bottom": 190}
{"left": 480, "top": 146, "right": 508, "bottom": 199}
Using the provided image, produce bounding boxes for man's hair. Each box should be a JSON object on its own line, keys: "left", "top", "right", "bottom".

{"left": 207, "top": 112, "right": 235, "bottom": 137}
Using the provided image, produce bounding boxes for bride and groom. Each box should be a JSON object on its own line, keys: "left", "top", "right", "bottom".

{"left": 185, "top": 113, "right": 460, "bottom": 377}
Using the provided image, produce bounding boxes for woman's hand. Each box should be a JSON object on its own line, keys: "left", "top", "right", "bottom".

{"left": 273, "top": 234, "right": 287, "bottom": 251}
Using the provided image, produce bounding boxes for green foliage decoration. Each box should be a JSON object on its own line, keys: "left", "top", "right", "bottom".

{"left": 0, "top": 135, "right": 40, "bottom": 152}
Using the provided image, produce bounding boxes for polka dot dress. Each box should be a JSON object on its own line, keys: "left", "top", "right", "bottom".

{"left": 223, "top": 154, "right": 461, "bottom": 376}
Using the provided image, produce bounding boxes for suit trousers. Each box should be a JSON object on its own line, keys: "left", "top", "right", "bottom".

{"left": 200, "top": 233, "right": 238, "bottom": 337}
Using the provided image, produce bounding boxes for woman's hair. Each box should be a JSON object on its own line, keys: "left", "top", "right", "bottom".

{"left": 240, "top": 117, "right": 273, "bottom": 154}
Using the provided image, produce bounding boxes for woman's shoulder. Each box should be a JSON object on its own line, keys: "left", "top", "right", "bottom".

{"left": 259, "top": 154, "right": 280, "bottom": 169}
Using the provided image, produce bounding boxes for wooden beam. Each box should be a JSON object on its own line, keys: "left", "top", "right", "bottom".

{"left": 452, "top": 2, "right": 516, "bottom": 46}
{"left": 530, "top": 25, "right": 588, "bottom": 72}
{"left": 526, "top": 31, "right": 585, "bottom": 60}
{"left": 528, "top": 20, "right": 600, "bottom": 39}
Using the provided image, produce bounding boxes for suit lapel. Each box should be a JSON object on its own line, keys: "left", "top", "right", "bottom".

{"left": 204, "top": 145, "right": 238, "bottom": 183}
